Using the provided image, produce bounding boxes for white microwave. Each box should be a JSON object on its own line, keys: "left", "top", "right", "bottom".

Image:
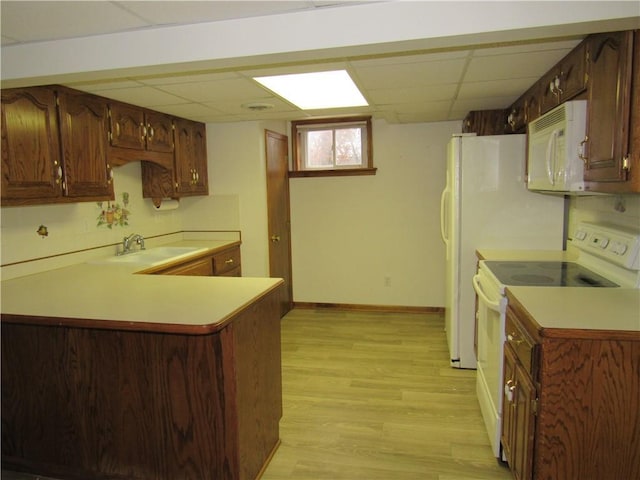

{"left": 527, "top": 100, "right": 587, "bottom": 193}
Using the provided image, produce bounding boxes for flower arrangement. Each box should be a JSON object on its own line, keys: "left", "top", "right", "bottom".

{"left": 97, "top": 193, "right": 130, "bottom": 228}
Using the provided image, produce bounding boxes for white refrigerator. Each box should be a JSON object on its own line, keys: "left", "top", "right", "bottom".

{"left": 439, "top": 133, "right": 565, "bottom": 369}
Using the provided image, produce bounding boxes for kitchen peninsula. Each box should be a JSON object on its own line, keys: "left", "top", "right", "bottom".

{"left": 1, "top": 243, "right": 284, "bottom": 480}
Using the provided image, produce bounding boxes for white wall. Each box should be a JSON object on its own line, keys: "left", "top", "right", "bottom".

{"left": 568, "top": 194, "right": 640, "bottom": 234}
{"left": 0, "top": 162, "right": 181, "bottom": 267}
{"left": 289, "top": 119, "right": 460, "bottom": 308}
{"left": 200, "top": 120, "right": 287, "bottom": 277}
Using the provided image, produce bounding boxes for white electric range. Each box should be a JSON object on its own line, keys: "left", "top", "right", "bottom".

{"left": 472, "top": 221, "right": 640, "bottom": 458}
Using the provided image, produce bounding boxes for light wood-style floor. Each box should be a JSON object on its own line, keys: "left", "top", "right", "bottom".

{"left": 2, "top": 309, "right": 512, "bottom": 480}
{"left": 261, "top": 308, "right": 512, "bottom": 480}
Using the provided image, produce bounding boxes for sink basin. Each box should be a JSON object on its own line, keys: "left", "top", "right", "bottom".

{"left": 89, "top": 246, "right": 208, "bottom": 266}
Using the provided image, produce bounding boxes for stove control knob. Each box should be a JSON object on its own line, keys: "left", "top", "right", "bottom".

{"left": 612, "top": 242, "right": 627, "bottom": 255}
{"left": 575, "top": 230, "right": 587, "bottom": 241}
{"left": 598, "top": 237, "right": 609, "bottom": 248}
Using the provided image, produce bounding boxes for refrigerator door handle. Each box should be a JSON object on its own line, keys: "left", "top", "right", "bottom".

{"left": 440, "top": 188, "right": 449, "bottom": 244}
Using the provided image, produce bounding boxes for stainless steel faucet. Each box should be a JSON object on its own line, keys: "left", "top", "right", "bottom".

{"left": 121, "top": 233, "right": 145, "bottom": 254}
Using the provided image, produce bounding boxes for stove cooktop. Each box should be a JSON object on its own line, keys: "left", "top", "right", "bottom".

{"left": 483, "top": 261, "right": 619, "bottom": 288}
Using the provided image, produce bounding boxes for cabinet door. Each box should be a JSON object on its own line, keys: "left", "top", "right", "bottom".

{"left": 584, "top": 31, "right": 633, "bottom": 183}
{"left": 512, "top": 363, "right": 536, "bottom": 480}
{"left": 109, "top": 102, "right": 145, "bottom": 151}
{"left": 502, "top": 343, "right": 536, "bottom": 480}
{"left": 540, "top": 42, "right": 588, "bottom": 113}
{"left": 1, "top": 87, "right": 62, "bottom": 202}
{"left": 174, "top": 118, "right": 208, "bottom": 195}
{"left": 57, "top": 89, "right": 113, "bottom": 199}
{"left": 501, "top": 344, "right": 518, "bottom": 465}
{"left": 145, "top": 111, "right": 174, "bottom": 153}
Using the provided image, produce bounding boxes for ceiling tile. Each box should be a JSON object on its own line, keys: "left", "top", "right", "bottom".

{"left": 472, "top": 39, "right": 582, "bottom": 57}
{"left": 118, "top": 1, "right": 314, "bottom": 24}
{"left": 93, "top": 86, "right": 188, "bottom": 107}
{"left": 158, "top": 78, "right": 271, "bottom": 102}
{"left": 153, "top": 103, "right": 224, "bottom": 119}
{"left": 1, "top": 1, "right": 146, "bottom": 43}
{"left": 351, "top": 50, "right": 471, "bottom": 68}
{"left": 457, "top": 77, "right": 538, "bottom": 100}
{"left": 353, "top": 58, "right": 467, "bottom": 89}
{"left": 464, "top": 50, "right": 575, "bottom": 82}
{"left": 367, "top": 84, "right": 458, "bottom": 104}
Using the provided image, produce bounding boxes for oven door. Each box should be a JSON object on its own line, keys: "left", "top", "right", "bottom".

{"left": 473, "top": 269, "right": 506, "bottom": 458}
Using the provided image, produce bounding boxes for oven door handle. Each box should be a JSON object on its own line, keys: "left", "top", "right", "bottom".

{"left": 472, "top": 274, "right": 501, "bottom": 312}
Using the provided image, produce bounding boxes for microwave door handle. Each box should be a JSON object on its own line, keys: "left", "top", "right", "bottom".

{"left": 546, "top": 129, "right": 559, "bottom": 186}
{"left": 472, "top": 275, "right": 501, "bottom": 312}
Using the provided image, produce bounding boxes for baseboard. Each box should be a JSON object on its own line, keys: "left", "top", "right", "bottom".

{"left": 292, "top": 302, "right": 444, "bottom": 314}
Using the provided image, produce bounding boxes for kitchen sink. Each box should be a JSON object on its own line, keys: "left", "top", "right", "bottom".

{"left": 89, "top": 246, "right": 208, "bottom": 266}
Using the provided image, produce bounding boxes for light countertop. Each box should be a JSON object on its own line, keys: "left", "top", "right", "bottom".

{"left": 1, "top": 240, "right": 283, "bottom": 334}
{"left": 477, "top": 248, "right": 639, "bottom": 334}
{"left": 507, "top": 286, "right": 640, "bottom": 333}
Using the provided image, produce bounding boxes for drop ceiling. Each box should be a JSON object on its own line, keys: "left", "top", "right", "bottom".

{"left": 1, "top": 1, "right": 637, "bottom": 124}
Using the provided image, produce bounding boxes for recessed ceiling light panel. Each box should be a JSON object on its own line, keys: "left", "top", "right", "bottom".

{"left": 254, "top": 70, "right": 368, "bottom": 110}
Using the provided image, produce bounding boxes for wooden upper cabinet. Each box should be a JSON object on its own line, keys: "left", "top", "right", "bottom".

{"left": 1, "top": 86, "right": 113, "bottom": 205}
{"left": 109, "top": 102, "right": 145, "bottom": 150}
{"left": 508, "top": 83, "right": 542, "bottom": 133}
{"left": 583, "top": 30, "right": 634, "bottom": 186}
{"left": 109, "top": 102, "right": 174, "bottom": 154}
{"left": 57, "top": 88, "right": 113, "bottom": 199}
{"left": 539, "top": 41, "right": 588, "bottom": 114}
{"left": 1, "top": 87, "right": 63, "bottom": 203}
{"left": 174, "top": 118, "right": 208, "bottom": 195}
{"left": 462, "top": 109, "right": 508, "bottom": 136}
{"left": 145, "top": 111, "right": 174, "bottom": 153}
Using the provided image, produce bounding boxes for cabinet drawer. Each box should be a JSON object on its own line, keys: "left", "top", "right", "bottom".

{"left": 160, "top": 257, "right": 213, "bottom": 276}
{"left": 212, "top": 247, "right": 241, "bottom": 276}
{"left": 505, "top": 309, "right": 537, "bottom": 377}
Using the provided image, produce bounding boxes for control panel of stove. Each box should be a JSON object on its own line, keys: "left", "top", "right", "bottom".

{"left": 573, "top": 222, "right": 640, "bottom": 270}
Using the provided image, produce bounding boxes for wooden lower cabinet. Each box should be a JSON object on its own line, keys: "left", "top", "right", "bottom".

{"left": 160, "top": 256, "right": 214, "bottom": 276}
{"left": 502, "top": 294, "right": 640, "bottom": 480}
{"left": 501, "top": 335, "right": 536, "bottom": 480}
{"left": 1, "top": 285, "right": 282, "bottom": 480}
{"left": 212, "top": 246, "right": 242, "bottom": 277}
{"left": 153, "top": 244, "right": 241, "bottom": 277}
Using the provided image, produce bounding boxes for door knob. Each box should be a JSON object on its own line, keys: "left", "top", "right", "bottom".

{"left": 271, "top": 234, "right": 280, "bottom": 242}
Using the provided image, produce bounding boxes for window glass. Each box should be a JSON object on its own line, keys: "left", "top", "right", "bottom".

{"left": 291, "top": 116, "right": 374, "bottom": 177}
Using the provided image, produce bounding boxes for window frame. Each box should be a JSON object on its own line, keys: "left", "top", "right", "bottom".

{"left": 290, "top": 115, "right": 376, "bottom": 178}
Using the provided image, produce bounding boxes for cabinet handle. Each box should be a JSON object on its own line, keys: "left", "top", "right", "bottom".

{"left": 54, "top": 162, "right": 63, "bottom": 185}
{"left": 115, "top": 123, "right": 120, "bottom": 138}
{"left": 141, "top": 124, "right": 147, "bottom": 140}
{"left": 549, "top": 76, "right": 563, "bottom": 97}
{"left": 507, "top": 333, "right": 524, "bottom": 346}
{"left": 147, "top": 124, "right": 154, "bottom": 140}
{"left": 271, "top": 235, "right": 281, "bottom": 242}
{"left": 504, "top": 380, "right": 516, "bottom": 403}
{"left": 225, "top": 259, "right": 234, "bottom": 265}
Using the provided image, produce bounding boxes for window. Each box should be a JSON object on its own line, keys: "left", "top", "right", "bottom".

{"left": 290, "top": 116, "right": 375, "bottom": 177}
